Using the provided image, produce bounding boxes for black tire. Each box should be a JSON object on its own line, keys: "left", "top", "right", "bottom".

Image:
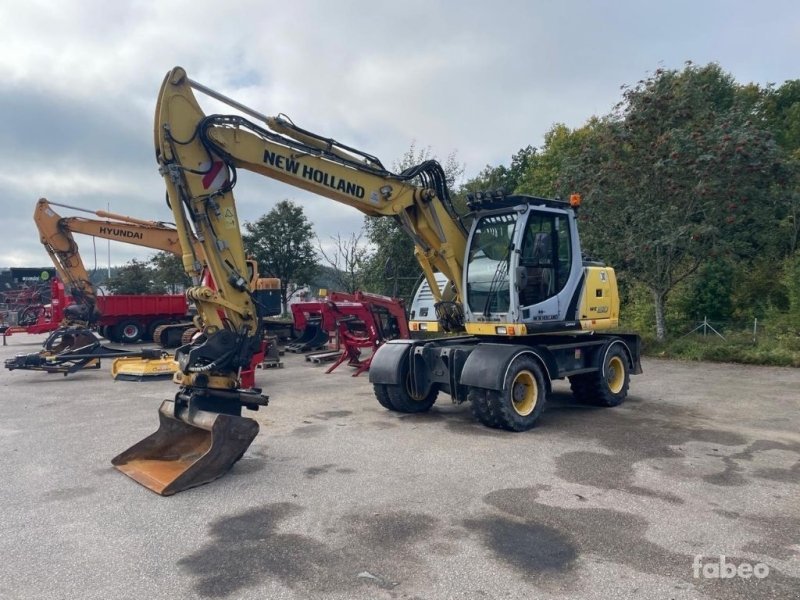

{"left": 113, "top": 320, "right": 144, "bottom": 344}
{"left": 386, "top": 381, "right": 437, "bottom": 413}
{"left": 383, "top": 357, "right": 438, "bottom": 413}
{"left": 468, "top": 387, "right": 503, "bottom": 428}
{"left": 373, "top": 384, "right": 394, "bottom": 410}
{"left": 569, "top": 344, "right": 630, "bottom": 407}
{"left": 104, "top": 325, "right": 122, "bottom": 343}
{"left": 476, "top": 356, "right": 547, "bottom": 431}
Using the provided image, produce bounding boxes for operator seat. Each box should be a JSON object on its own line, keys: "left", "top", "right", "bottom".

{"left": 519, "top": 232, "right": 553, "bottom": 306}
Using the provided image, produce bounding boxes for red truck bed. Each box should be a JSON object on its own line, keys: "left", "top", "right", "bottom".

{"left": 96, "top": 294, "right": 187, "bottom": 319}
{"left": 1, "top": 279, "right": 188, "bottom": 341}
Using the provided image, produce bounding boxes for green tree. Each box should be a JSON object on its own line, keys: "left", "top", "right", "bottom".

{"left": 675, "top": 259, "right": 734, "bottom": 323}
{"left": 149, "top": 251, "right": 190, "bottom": 294}
{"left": 760, "top": 80, "right": 800, "bottom": 157}
{"left": 784, "top": 253, "right": 800, "bottom": 330}
{"left": 518, "top": 122, "right": 598, "bottom": 197}
{"left": 106, "top": 259, "right": 163, "bottom": 294}
{"left": 565, "top": 63, "right": 785, "bottom": 340}
{"left": 460, "top": 145, "right": 537, "bottom": 197}
{"left": 760, "top": 80, "right": 800, "bottom": 256}
{"left": 243, "top": 200, "right": 318, "bottom": 309}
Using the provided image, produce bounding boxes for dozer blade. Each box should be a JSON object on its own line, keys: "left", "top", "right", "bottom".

{"left": 111, "top": 355, "right": 179, "bottom": 381}
{"left": 111, "top": 398, "right": 258, "bottom": 496}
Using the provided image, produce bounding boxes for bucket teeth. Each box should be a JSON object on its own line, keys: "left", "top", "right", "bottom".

{"left": 111, "top": 399, "right": 259, "bottom": 496}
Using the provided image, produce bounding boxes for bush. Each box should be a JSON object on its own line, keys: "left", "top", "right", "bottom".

{"left": 644, "top": 334, "right": 800, "bottom": 367}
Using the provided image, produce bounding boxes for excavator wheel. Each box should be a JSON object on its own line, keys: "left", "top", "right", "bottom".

{"left": 383, "top": 364, "right": 438, "bottom": 413}
{"left": 375, "top": 353, "right": 438, "bottom": 413}
{"left": 372, "top": 384, "right": 394, "bottom": 410}
{"left": 468, "top": 387, "right": 502, "bottom": 429}
{"left": 385, "top": 383, "right": 437, "bottom": 413}
{"left": 569, "top": 344, "right": 630, "bottom": 407}
{"left": 471, "top": 356, "right": 547, "bottom": 431}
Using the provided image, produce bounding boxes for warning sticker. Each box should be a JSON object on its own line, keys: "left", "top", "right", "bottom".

{"left": 222, "top": 207, "right": 236, "bottom": 229}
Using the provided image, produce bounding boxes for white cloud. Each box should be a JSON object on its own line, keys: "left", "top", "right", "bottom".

{"left": 0, "top": 0, "right": 798, "bottom": 267}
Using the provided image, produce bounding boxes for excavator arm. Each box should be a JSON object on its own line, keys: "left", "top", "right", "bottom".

{"left": 34, "top": 199, "right": 100, "bottom": 325}
{"left": 156, "top": 67, "right": 467, "bottom": 320}
{"left": 36, "top": 198, "right": 200, "bottom": 256}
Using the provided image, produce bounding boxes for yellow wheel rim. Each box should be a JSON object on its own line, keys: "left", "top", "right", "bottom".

{"left": 607, "top": 356, "right": 625, "bottom": 394}
{"left": 511, "top": 371, "right": 538, "bottom": 416}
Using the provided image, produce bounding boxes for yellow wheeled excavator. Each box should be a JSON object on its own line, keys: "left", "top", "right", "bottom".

{"left": 112, "top": 66, "right": 641, "bottom": 495}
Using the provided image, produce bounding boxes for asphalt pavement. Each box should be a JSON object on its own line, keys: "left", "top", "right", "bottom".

{"left": 0, "top": 334, "right": 798, "bottom": 599}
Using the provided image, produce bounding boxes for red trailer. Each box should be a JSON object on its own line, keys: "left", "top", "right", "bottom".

{"left": 1, "top": 279, "right": 189, "bottom": 343}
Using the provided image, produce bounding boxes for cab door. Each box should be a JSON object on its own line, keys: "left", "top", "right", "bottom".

{"left": 517, "top": 210, "right": 573, "bottom": 323}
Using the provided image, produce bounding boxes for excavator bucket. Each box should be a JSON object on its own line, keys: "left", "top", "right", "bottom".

{"left": 111, "top": 398, "right": 259, "bottom": 496}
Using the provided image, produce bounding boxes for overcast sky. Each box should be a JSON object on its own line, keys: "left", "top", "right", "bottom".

{"left": 1, "top": 0, "right": 797, "bottom": 270}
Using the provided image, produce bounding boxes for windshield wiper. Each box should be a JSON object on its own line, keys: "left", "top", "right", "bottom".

{"left": 482, "top": 243, "right": 513, "bottom": 317}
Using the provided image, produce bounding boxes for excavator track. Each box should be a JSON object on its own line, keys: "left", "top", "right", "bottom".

{"left": 180, "top": 327, "right": 199, "bottom": 346}
{"left": 152, "top": 323, "right": 189, "bottom": 348}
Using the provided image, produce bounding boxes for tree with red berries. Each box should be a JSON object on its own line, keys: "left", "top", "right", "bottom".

{"left": 564, "top": 63, "right": 786, "bottom": 340}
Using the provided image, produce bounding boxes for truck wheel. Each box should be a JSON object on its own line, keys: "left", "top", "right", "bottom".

{"left": 480, "top": 356, "right": 547, "bottom": 431}
{"left": 114, "top": 320, "right": 143, "bottom": 344}
{"left": 373, "top": 384, "right": 394, "bottom": 410}
{"left": 569, "top": 344, "right": 629, "bottom": 407}
{"left": 104, "top": 325, "right": 122, "bottom": 343}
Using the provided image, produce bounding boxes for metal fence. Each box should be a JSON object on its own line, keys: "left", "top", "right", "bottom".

{"left": 680, "top": 317, "right": 765, "bottom": 343}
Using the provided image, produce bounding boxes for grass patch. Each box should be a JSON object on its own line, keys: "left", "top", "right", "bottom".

{"left": 643, "top": 332, "right": 800, "bottom": 367}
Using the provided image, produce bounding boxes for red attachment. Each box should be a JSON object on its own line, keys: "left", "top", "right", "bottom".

{"left": 240, "top": 340, "right": 265, "bottom": 389}
{"left": 291, "top": 291, "right": 409, "bottom": 376}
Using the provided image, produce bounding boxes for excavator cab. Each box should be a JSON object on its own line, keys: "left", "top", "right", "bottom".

{"left": 463, "top": 194, "right": 619, "bottom": 334}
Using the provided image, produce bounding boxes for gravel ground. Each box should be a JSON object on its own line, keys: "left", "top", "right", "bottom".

{"left": 0, "top": 334, "right": 798, "bottom": 600}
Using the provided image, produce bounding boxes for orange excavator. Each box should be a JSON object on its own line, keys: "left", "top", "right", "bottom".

{"left": 5, "top": 198, "right": 280, "bottom": 376}
{"left": 34, "top": 198, "right": 280, "bottom": 346}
